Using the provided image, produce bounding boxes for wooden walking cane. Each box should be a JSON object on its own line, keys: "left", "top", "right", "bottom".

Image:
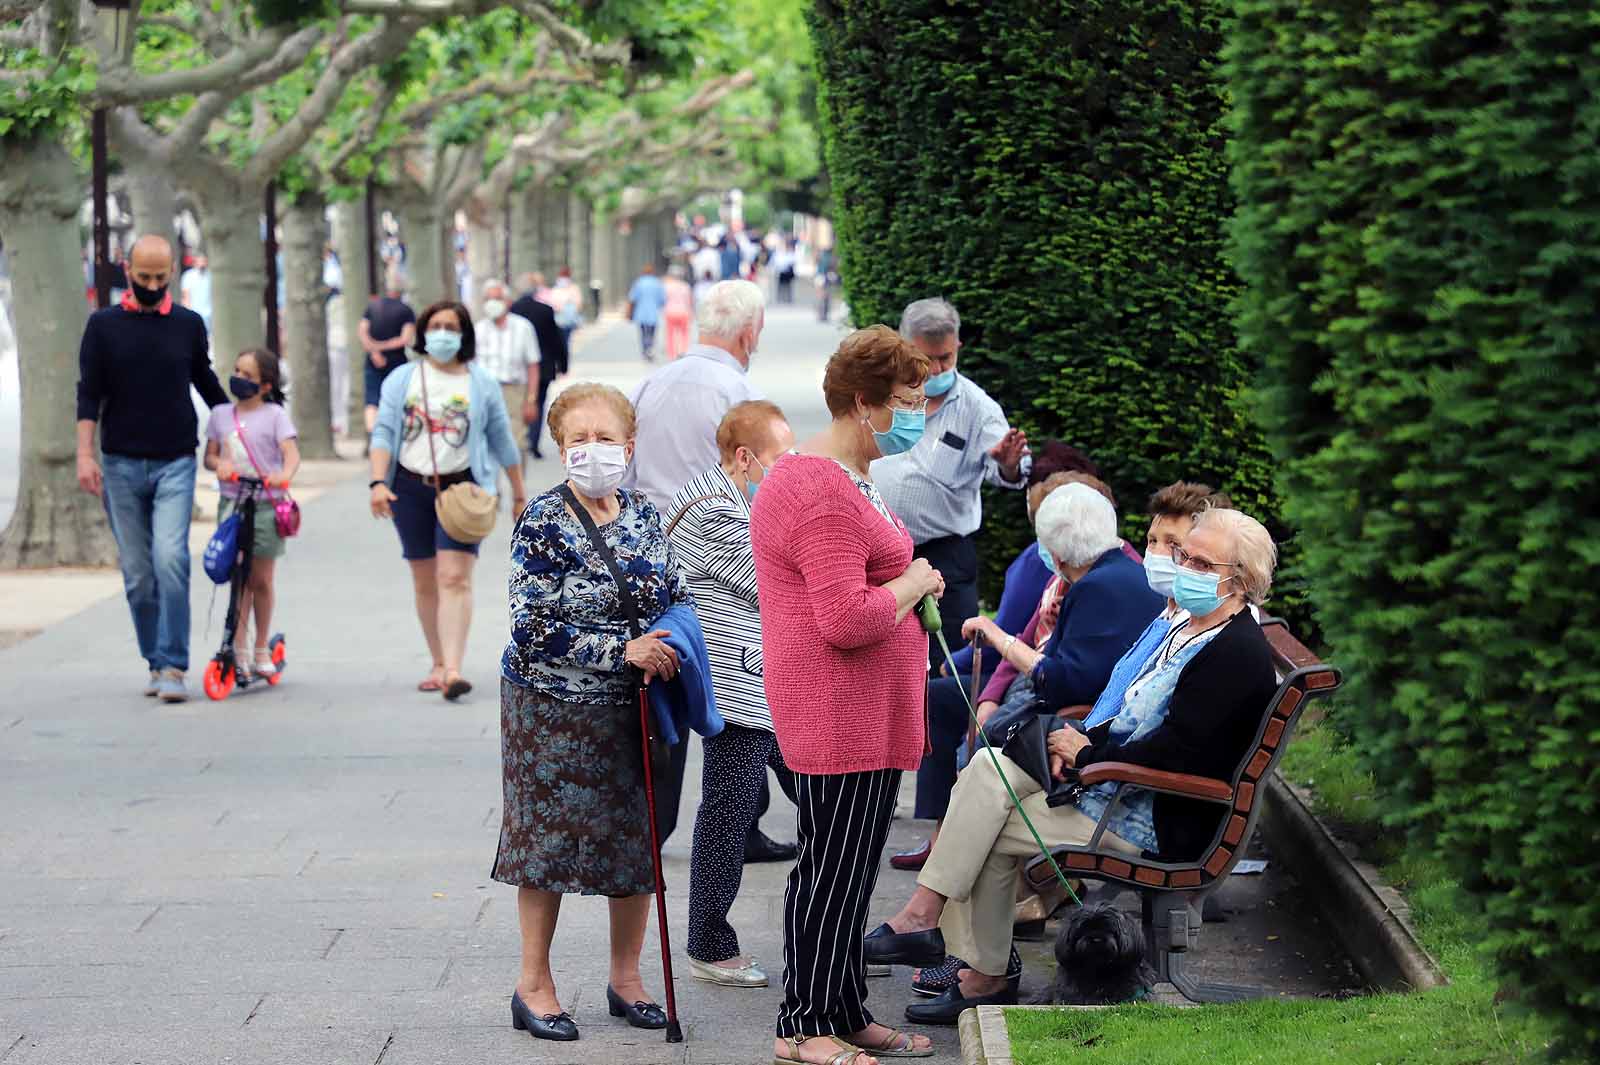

{"left": 636, "top": 682, "right": 685, "bottom": 1043}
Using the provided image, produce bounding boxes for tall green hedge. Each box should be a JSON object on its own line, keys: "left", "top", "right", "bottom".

{"left": 807, "top": 0, "right": 1283, "bottom": 613}
{"left": 1228, "top": 0, "right": 1600, "bottom": 1051}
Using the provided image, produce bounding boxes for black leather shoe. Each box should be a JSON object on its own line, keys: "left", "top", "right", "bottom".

{"left": 864, "top": 922, "right": 946, "bottom": 967}
{"left": 510, "top": 991, "right": 578, "bottom": 1041}
{"left": 744, "top": 830, "right": 799, "bottom": 864}
{"left": 904, "top": 982, "right": 1018, "bottom": 1026}
{"left": 606, "top": 985, "right": 667, "bottom": 1029}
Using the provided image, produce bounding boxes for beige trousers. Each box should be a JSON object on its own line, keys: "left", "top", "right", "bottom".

{"left": 916, "top": 751, "right": 1137, "bottom": 976}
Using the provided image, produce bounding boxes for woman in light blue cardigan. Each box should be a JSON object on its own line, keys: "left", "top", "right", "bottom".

{"left": 368, "top": 299, "right": 525, "bottom": 700}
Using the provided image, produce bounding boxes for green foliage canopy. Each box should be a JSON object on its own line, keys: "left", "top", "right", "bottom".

{"left": 1227, "top": 0, "right": 1600, "bottom": 1052}
{"left": 807, "top": 0, "right": 1280, "bottom": 608}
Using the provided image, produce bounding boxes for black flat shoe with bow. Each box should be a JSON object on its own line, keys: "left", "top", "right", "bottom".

{"left": 510, "top": 991, "right": 579, "bottom": 1041}
{"left": 606, "top": 985, "right": 667, "bottom": 1029}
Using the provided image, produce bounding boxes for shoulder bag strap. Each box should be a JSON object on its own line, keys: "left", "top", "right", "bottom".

{"left": 417, "top": 360, "right": 442, "bottom": 495}
{"left": 664, "top": 492, "right": 727, "bottom": 540}
{"left": 231, "top": 407, "right": 281, "bottom": 500}
{"left": 557, "top": 482, "right": 644, "bottom": 640}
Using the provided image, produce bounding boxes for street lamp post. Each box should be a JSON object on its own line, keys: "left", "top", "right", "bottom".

{"left": 90, "top": 0, "right": 131, "bottom": 310}
{"left": 264, "top": 181, "right": 281, "bottom": 353}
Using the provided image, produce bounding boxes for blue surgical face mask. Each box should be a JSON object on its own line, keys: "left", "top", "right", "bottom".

{"left": 425, "top": 330, "right": 462, "bottom": 363}
{"left": 744, "top": 454, "right": 768, "bottom": 501}
{"left": 866, "top": 406, "right": 925, "bottom": 457}
{"left": 1036, "top": 541, "right": 1058, "bottom": 575}
{"left": 924, "top": 369, "right": 956, "bottom": 397}
{"left": 1172, "top": 566, "right": 1233, "bottom": 617}
{"left": 1144, "top": 551, "right": 1178, "bottom": 598}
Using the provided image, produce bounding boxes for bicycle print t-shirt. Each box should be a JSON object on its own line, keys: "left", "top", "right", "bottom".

{"left": 206, "top": 402, "right": 297, "bottom": 499}
{"left": 399, "top": 367, "right": 472, "bottom": 476}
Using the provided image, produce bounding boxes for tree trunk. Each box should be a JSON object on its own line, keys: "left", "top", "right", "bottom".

{"left": 395, "top": 194, "right": 449, "bottom": 307}
{"left": 541, "top": 190, "right": 571, "bottom": 276}
{"left": 192, "top": 175, "right": 267, "bottom": 365}
{"left": 282, "top": 192, "right": 336, "bottom": 459}
{"left": 122, "top": 165, "right": 179, "bottom": 245}
{"left": 512, "top": 184, "right": 542, "bottom": 282}
{"left": 568, "top": 194, "right": 592, "bottom": 295}
{"left": 332, "top": 199, "right": 371, "bottom": 435}
{"left": 466, "top": 215, "right": 496, "bottom": 304}
{"left": 0, "top": 136, "right": 120, "bottom": 568}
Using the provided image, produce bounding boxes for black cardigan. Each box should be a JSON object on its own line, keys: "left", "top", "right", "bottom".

{"left": 1075, "top": 610, "right": 1278, "bottom": 862}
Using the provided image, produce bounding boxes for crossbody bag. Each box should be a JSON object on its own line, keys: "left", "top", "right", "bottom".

{"left": 418, "top": 360, "right": 496, "bottom": 544}
{"left": 231, "top": 407, "right": 300, "bottom": 537}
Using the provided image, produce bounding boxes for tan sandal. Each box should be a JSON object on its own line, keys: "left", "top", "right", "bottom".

{"left": 775, "top": 1035, "right": 870, "bottom": 1065}
{"left": 849, "top": 1027, "right": 934, "bottom": 1058}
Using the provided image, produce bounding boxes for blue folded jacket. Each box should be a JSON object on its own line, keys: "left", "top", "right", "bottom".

{"left": 646, "top": 603, "right": 724, "bottom": 745}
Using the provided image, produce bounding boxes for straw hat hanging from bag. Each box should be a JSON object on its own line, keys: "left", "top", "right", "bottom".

{"left": 419, "top": 361, "right": 497, "bottom": 544}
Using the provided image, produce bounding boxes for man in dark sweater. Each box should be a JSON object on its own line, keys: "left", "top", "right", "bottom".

{"left": 510, "top": 274, "right": 570, "bottom": 460}
{"left": 76, "top": 234, "right": 229, "bottom": 703}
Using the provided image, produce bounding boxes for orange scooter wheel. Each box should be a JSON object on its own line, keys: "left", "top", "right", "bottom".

{"left": 203, "top": 660, "right": 235, "bottom": 701}
{"left": 266, "top": 635, "right": 286, "bottom": 685}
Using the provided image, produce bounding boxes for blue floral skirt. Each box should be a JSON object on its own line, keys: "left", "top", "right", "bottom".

{"left": 490, "top": 679, "right": 655, "bottom": 896}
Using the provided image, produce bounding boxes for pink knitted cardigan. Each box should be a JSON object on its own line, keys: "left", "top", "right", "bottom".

{"left": 749, "top": 453, "right": 928, "bottom": 775}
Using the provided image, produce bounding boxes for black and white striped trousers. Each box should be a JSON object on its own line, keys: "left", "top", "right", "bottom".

{"left": 776, "top": 767, "right": 901, "bottom": 1039}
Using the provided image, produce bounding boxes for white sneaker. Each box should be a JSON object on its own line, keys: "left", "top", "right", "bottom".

{"left": 253, "top": 649, "right": 277, "bottom": 677}
{"left": 144, "top": 670, "right": 160, "bottom": 697}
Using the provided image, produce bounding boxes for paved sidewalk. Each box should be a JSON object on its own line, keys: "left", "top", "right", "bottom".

{"left": 0, "top": 303, "right": 975, "bottom": 1065}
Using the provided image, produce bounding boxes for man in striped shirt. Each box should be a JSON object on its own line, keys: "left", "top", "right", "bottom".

{"left": 871, "top": 298, "right": 1031, "bottom": 670}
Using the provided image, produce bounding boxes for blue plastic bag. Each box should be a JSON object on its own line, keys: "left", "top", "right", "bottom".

{"left": 203, "top": 512, "right": 240, "bottom": 584}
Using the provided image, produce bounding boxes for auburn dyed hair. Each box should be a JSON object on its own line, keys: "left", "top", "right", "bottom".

{"left": 717, "top": 400, "right": 788, "bottom": 463}
{"left": 821, "top": 325, "right": 930, "bottom": 418}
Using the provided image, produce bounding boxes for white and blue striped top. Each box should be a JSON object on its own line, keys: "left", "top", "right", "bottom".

{"left": 666, "top": 465, "right": 773, "bottom": 732}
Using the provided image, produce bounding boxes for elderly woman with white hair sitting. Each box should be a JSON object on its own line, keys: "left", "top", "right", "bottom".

{"left": 864, "top": 507, "right": 1282, "bottom": 1025}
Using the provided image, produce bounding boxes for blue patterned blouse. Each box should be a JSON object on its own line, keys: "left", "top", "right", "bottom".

{"left": 501, "top": 487, "right": 693, "bottom": 703}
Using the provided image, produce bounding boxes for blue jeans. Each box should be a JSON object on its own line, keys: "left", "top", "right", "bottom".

{"left": 102, "top": 454, "right": 197, "bottom": 672}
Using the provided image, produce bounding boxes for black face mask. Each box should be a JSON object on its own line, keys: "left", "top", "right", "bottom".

{"left": 229, "top": 375, "right": 262, "bottom": 400}
{"left": 130, "top": 280, "right": 167, "bottom": 307}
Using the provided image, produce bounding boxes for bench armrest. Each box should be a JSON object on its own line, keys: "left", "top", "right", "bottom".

{"left": 1057, "top": 704, "right": 1093, "bottom": 721}
{"left": 1076, "top": 761, "right": 1234, "bottom": 803}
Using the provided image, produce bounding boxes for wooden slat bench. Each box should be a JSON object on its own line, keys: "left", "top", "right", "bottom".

{"left": 1022, "top": 616, "right": 1342, "bottom": 1003}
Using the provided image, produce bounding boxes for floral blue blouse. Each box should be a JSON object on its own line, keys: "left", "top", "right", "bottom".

{"left": 501, "top": 488, "right": 693, "bottom": 703}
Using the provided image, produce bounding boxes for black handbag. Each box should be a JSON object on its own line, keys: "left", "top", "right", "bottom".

{"left": 988, "top": 674, "right": 1087, "bottom": 807}
{"left": 556, "top": 484, "right": 673, "bottom": 783}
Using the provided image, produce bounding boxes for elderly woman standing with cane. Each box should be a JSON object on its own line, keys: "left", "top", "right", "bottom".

{"left": 492, "top": 382, "right": 691, "bottom": 1043}
{"left": 750, "top": 326, "right": 941, "bottom": 1065}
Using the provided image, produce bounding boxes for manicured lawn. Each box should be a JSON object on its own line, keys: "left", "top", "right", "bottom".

{"left": 1006, "top": 715, "right": 1568, "bottom": 1065}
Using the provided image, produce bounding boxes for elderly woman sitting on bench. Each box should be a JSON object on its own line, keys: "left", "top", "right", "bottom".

{"left": 864, "top": 508, "right": 1282, "bottom": 1024}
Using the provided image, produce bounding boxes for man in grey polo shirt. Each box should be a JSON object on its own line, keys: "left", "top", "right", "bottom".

{"left": 871, "top": 297, "right": 1030, "bottom": 670}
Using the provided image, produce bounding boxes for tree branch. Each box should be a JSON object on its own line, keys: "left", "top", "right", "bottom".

{"left": 323, "top": 79, "right": 403, "bottom": 180}
{"left": 246, "top": 17, "right": 420, "bottom": 184}
{"left": 398, "top": 63, "right": 597, "bottom": 127}
{"left": 169, "top": 90, "right": 234, "bottom": 154}
{"left": 94, "top": 24, "right": 322, "bottom": 107}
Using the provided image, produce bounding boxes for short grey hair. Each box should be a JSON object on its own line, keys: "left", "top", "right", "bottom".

{"left": 898, "top": 298, "right": 960, "bottom": 343}
{"left": 697, "top": 280, "right": 765, "bottom": 338}
{"left": 480, "top": 277, "right": 507, "bottom": 298}
{"left": 1193, "top": 508, "right": 1277, "bottom": 605}
{"left": 1034, "top": 483, "right": 1121, "bottom": 570}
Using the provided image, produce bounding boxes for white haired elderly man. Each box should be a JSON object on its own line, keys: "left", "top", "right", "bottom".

{"left": 621, "top": 279, "right": 795, "bottom": 863}
{"left": 871, "top": 297, "right": 1031, "bottom": 674}
{"left": 473, "top": 278, "right": 540, "bottom": 476}
{"left": 864, "top": 507, "right": 1282, "bottom": 1025}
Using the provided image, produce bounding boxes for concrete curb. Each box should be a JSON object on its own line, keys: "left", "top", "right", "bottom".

{"left": 958, "top": 1005, "right": 1013, "bottom": 1065}
{"left": 1259, "top": 770, "right": 1448, "bottom": 992}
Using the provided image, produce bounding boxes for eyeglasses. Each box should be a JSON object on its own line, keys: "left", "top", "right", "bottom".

{"left": 888, "top": 395, "right": 928, "bottom": 413}
{"left": 1172, "top": 546, "right": 1238, "bottom": 575}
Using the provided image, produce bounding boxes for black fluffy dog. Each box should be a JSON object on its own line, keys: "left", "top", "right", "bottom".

{"left": 1031, "top": 903, "right": 1155, "bottom": 1005}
